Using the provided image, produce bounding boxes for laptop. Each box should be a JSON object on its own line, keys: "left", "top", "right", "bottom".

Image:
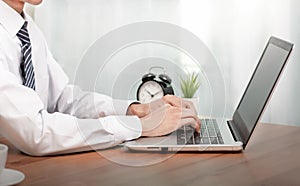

{"left": 125, "top": 36, "right": 294, "bottom": 152}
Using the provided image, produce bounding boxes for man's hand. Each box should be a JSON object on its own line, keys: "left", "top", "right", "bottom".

{"left": 140, "top": 104, "right": 200, "bottom": 137}
{"left": 127, "top": 95, "right": 198, "bottom": 118}
{"left": 127, "top": 95, "right": 200, "bottom": 137}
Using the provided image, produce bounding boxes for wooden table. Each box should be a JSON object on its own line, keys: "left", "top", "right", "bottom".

{"left": 1, "top": 123, "right": 300, "bottom": 186}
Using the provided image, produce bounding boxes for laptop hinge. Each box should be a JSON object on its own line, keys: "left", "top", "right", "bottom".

{"left": 227, "top": 120, "right": 243, "bottom": 143}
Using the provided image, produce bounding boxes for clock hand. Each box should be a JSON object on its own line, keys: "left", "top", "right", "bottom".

{"left": 153, "top": 90, "right": 162, "bottom": 96}
{"left": 145, "top": 89, "right": 154, "bottom": 97}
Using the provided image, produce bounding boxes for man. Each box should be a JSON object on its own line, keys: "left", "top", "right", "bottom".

{"left": 0, "top": 0, "right": 200, "bottom": 156}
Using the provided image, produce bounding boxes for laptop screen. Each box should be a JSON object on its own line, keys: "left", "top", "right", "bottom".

{"left": 231, "top": 37, "right": 293, "bottom": 149}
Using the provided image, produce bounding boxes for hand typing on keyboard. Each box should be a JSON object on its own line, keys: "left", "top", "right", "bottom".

{"left": 177, "top": 119, "right": 224, "bottom": 145}
{"left": 128, "top": 95, "right": 201, "bottom": 137}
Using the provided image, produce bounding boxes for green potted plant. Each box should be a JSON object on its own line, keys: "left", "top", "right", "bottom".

{"left": 180, "top": 72, "right": 201, "bottom": 112}
{"left": 180, "top": 72, "right": 201, "bottom": 98}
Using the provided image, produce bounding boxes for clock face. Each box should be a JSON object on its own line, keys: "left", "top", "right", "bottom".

{"left": 138, "top": 80, "right": 164, "bottom": 103}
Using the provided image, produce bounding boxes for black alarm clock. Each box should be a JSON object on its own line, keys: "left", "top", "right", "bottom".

{"left": 137, "top": 66, "right": 174, "bottom": 103}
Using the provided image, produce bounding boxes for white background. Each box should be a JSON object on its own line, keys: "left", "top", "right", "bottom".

{"left": 28, "top": 0, "right": 300, "bottom": 126}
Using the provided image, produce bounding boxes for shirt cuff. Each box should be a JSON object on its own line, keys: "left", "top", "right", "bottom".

{"left": 102, "top": 116, "right": 142, "bottom": 142}
{"left": 112, "top": 99, "right": 140, "bottom": 115}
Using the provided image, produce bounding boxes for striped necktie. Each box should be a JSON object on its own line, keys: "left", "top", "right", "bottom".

{"left": 16, "top": 21, "right": 36, "bottom": 90}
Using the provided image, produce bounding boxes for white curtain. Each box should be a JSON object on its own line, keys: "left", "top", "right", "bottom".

{"left": 33, "top": 0, "right": 300, "bottom": 126}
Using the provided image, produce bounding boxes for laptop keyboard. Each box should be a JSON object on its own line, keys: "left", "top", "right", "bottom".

{"left": 177, "top": 118, "right": 224, "bottom": 145}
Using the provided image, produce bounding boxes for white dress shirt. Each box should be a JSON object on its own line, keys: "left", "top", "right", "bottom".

{"left": 0, "top": 1, "right": 142, "bottom": 156}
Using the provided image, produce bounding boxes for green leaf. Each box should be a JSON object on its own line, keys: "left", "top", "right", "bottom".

{"left": 180, "top": 72, "right": 201, "bottom": 98}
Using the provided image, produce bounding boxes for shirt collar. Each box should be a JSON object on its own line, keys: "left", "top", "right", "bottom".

{"left": 0, "top": 1, "right": 26, "bottom": 38}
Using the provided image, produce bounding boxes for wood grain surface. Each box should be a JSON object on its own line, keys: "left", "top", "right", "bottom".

{"left": 1, "top": 123, "right": 300, "bottom": 186}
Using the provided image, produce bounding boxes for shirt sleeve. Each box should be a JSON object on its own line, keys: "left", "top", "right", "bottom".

{"left": 0, "top": 50, "right": 142, "bottom": 156}
{"left": 55, "top": 84, "right": 134, "bottom": 118}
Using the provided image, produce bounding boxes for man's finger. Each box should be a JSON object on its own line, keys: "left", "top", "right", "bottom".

{"left": 179, "top": 118, "right": 200, "bottom": 133}
{"left": 179, "top": 108, "right": 201, "bottom": 128}
{"left": 163, "top": 96, "right": 198, "bottom": 115}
